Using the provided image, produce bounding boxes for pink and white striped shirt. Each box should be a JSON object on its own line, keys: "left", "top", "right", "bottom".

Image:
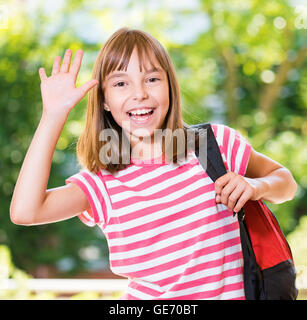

{"left": 65, "top": 123, "right": 252, "bottom": 300}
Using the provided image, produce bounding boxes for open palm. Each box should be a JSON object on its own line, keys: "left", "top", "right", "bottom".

{"left": 39, "top": 49, "right": 98, "bottom": 116}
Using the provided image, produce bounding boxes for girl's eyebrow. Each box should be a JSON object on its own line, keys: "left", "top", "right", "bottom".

{"left": 106, "top": 67, "right": 163, "bottom": 81}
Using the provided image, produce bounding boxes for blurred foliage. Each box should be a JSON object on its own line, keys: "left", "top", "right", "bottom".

{"left": 288, "top": 216, "right": 307, "bottom": 266}
{"left": 0, "top": 0, "right": 306, "bottom": 277}
{"left": 0, "top": 244, "right": 57, "bottom": 299}
{"left": 0, "top": 244, "right": 124, "bottom": 299}
{"left": 288, "top": 216, "right": 307, "bottom": 299}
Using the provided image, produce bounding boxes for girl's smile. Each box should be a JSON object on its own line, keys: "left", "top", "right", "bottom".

{"left": 127, "top": 107, "right": 156, "bottom": 124}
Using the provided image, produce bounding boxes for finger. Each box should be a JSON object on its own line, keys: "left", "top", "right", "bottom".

{"left": 220, "top": 180, "right": 237, "bottom": 206}
{"left": 215, "top": 194, "right": 221, "bottom": 203}
{"left": 60, "top": 49, "right": 72, "bottom": 73}
{"left": 233, "top": 190, "right": 252, "bottom": 213}
{"left": 52, "top": 56, "right": 61, "bottom": 76}
{"left": 227, "top": 184, "right": 245, "bottom": 212}
{"left": 78, "top": 79, "right": 99, "bottom": 97}
{"left": 70, "top": 49, "right": 83, "bottom": 78}
{"left": 39, "top": 67, "right": 47, "bottom": 81}
{"left": 214, "top": 172, "right": 232, "bottom": 195}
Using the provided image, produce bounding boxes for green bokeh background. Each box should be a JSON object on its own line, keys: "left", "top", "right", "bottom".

{"left": 0, "top": 0, "right": 306, "bottom": 282}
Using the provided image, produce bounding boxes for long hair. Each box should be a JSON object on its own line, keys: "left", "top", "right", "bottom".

{"left": 76, "top": 27, "right": 194, "bottom": 174}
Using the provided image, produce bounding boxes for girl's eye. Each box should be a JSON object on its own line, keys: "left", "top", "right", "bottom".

{"left": 148, "top": 77, "right": 160, "bottom": 83}
{"left": 114, "top": 81, "right": 126, "bottom": 87}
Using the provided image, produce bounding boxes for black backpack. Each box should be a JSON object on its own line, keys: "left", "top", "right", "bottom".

{"left": 190, "top": 122, "right": 297, "bottom": 300}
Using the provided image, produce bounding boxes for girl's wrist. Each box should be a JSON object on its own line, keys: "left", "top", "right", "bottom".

{"left": 252, "top": 177, "right": 270, "bottom": 201}
{"left": 41, "top": 109, "right": 69, "bottom": 123}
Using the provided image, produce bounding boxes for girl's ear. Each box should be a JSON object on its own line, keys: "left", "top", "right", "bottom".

{"left": 104, "top": 103, "right": 110, "bottom": 112}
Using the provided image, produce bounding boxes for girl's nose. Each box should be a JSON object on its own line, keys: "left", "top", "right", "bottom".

{"left": 133, "top": 84, "right": 149, "bottom": 101}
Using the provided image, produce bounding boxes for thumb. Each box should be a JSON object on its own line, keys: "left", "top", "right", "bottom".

{"left": 79, "top": 79, "right": 99, "bottom": 96}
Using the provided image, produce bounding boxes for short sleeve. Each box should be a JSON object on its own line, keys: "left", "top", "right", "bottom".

{"left": 211, "top": 123, "right": 252, "bottom": 176}
{"left": 65, "top": 169, "right": 109, "bottom": 228}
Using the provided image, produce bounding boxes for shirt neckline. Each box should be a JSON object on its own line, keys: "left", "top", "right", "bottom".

{"left": 130, "top": 154, "right": 167, "bottom": 166}
{"left": 130, "top": 150, "right": 195, "bottom": 166}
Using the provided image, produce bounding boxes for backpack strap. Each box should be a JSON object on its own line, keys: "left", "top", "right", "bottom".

{"left": 190, "top": 122, "right": 263, "bottom": 300}
{"left": 189, "top": 122, "right": 227, "bottom": 182}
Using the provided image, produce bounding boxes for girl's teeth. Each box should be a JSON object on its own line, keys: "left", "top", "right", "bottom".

{"left": 129, "top": 109, "right": 153, "bottom": 116}
{"left": 128, "top": 109, "right": 154, "bottom": 122}
{"left": 129, "top": 109, "right": 153, "bottom": 118}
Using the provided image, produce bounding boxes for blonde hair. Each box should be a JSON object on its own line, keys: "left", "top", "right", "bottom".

{"left": 76, "top": 27, "right": 191, "bottom": 174}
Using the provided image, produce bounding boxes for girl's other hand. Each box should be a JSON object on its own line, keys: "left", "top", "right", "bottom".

{"left": 38, "top": 49, "right": 99, "bottom": 117}
{"left": 214, "top": 172, "right": 263, "bottom": 213}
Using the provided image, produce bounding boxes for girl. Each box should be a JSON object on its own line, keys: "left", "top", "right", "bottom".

{"left": 10, "top": 27, "right": 297, "bottom": 300}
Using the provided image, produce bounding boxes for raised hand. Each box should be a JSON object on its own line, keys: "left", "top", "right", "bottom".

{"left": 38, "top": 49, "right": 99, "bottom": 116}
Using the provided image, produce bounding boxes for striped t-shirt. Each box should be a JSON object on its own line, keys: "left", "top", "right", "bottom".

{"left": 65, "top": 123, "right": 252, "bottom": 300}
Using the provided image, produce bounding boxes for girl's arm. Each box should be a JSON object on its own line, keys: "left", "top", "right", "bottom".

{"left": 10, "top": 49, "right": 98, "bottom": 225}
{"left": 244, "top": 149, "right": 297, "bottom": 204}
{"left": 214, "top": 148, "right": 297, "bottom": 213}
{"left": 10, "top": 112, "right": 90, "bottom": 225}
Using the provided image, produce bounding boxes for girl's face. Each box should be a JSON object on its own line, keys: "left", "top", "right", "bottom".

{"left": 103, "top": 47, "right": 169, "bottom": 146}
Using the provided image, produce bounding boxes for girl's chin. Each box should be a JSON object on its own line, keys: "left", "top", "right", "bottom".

{"left": 129, "top": 130, "right": 155, "bottom": 141}
{"left": 122, "top": 125, "right": 156, "bottom": 138}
